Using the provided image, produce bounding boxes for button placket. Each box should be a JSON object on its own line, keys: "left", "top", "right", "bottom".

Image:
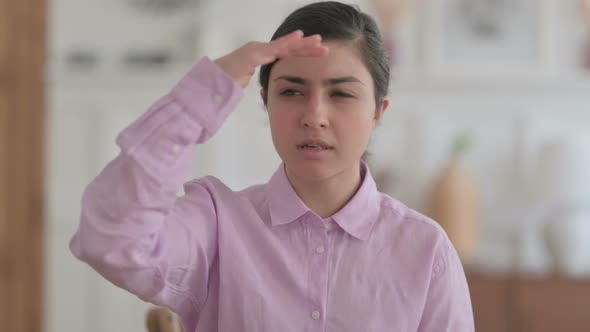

{"left": 307, "top": 221, "right": 329, "bottom": 327}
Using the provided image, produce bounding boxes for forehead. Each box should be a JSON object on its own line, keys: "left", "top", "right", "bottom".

{"left": 269, "top": 41, "right": 372, "bottom": 84}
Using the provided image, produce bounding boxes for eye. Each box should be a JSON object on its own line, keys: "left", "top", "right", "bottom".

{"left": 331, "top": 91, "right": 355, "bottom": 98}
{"left": 280, "top": 89, "right": 303, "bottom": 97}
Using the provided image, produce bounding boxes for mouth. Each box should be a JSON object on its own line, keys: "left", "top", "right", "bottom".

{"left": 296, "top": 139, "right": 334, "bottom": 151}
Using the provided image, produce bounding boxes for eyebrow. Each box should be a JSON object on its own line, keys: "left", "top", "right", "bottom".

{"left": 273, "top": 75, "right": 364, "bottom": 86}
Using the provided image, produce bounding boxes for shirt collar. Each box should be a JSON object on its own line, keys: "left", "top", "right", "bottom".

{"left": 267, "top": 162, "right": 381, "bottom": 241}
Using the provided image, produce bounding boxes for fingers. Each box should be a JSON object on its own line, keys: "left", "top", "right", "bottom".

{"left": 263, "top": 30, "right": 305, "bottom": 60}
{"left": 271, "top": 29, "right": 305, "bottom": 48}
{"left": 258, "top": 31, "right": 329, "bottom": 66}
{"left": 256, "top": 31, "right": 303, "bottom": 64}
{"left": 272, "top": 34, "right": 329, "bottom": 59}
{"left": 283, "top": 35, "right": 329, "bottom": 57}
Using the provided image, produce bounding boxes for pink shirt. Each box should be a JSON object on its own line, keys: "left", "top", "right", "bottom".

{"left": 70, "top": 57, "right": 474, "bottom": 332}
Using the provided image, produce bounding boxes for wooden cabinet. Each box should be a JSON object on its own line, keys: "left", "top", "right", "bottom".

{"left": 0, "top": 1, "right": 46, "bottom": 332}
{"left": 468, "top": 273, "right": 512, "bottom": 332}
{"left": 516, "top": 277, "right": 590, "bottom": 332}
{"left": 468, "top": 272, "right": 590, "bottom": 332}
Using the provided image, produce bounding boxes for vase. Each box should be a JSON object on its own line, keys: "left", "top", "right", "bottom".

{"left": 427, "top": 155, "right": 480, "bottom": 263}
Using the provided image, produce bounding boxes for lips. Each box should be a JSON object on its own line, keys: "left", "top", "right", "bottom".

{"left": 296, "top": 138, "right": 334, "bottom": 150}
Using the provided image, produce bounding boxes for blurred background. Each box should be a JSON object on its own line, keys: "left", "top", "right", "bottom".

{"left": 2, "top": 0, "right": 590, "bottom": 331}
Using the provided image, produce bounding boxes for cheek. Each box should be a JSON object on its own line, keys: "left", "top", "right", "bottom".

{"left": 267, "top": 98, "right": 300, "bottom": 123}
{"left": 268, "top": 108, "right": 296, "bottom": 140}
{"left": 340, "top": 109, "right": 375, "bottom": 132}
{"left": 335, "top": 113, "right": 375, "bottom": 149}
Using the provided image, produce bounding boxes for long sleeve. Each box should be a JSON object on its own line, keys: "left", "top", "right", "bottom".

{"left": 417, "top": 239, "right": 475, "bottom": 332}
{"left": 69, "top": 57, "right": 243, "bottom": 326}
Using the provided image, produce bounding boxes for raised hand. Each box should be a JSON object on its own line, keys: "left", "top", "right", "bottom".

{"left": 214, "top": 30, "right": 329, "bottom": 88}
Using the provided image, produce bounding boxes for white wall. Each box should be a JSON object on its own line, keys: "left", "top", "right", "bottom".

{"left": 46, "top": 0, "right": 590, "bottom": 331}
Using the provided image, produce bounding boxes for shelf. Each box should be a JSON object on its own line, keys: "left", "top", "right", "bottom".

{"left": 389, "top": 73, "right": 590, "bottom": 95}
{"left": 46, "top": 63, "right": 195, "bottom": 89}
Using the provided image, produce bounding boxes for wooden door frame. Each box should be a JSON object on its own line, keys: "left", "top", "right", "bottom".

{"left": 0, "top": 0, "right": 47, "bottom": 331}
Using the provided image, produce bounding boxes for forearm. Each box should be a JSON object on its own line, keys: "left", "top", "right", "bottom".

{"left": 69, "top": 56, "right": 243, "bottom": 294}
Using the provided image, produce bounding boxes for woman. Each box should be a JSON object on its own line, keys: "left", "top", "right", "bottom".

{"left": 70, "top": 1, "right": 474, "bottom": 331}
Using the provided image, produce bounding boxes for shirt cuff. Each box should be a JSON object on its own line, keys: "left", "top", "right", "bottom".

{"left": 114, "top": 56, "right": 244, "bottom": 178}
{"left": 171, "top": 56, "right": 244, "bottom": 142}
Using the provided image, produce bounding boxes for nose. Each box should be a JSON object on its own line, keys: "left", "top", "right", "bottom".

{"left": 300, "top": 95, "right": 329, "bottom": 129}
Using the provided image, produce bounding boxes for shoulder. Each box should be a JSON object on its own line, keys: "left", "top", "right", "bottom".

{"left": 183, "top": 176, "right": 231, "bottom": 197}
{"left": 182, "top": 176, "right": 268, "bottom": 205}
{"left": 375, "top": 194, "right": 458, "bottom": 276}
{"left": 377, "top": 193, "right": 449, "bottom": 244}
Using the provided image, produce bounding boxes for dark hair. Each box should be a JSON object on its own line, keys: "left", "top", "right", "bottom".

{"left": 259, "top": 1, "right": 390, "bottom": 107}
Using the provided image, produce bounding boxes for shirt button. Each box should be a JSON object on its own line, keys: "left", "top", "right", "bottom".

{"left": 315, "top": 245, "right": 325, "bottom": 254}
{"left": 324, "top": 220, "right": 335, "bottom": 231}
{"left": 172, "top": 144, "right": 181, "bottom": 153}
{"left": 311, "top": 310, "right": 321, "bottom": 320}
{"left": 212, "top": 94, "right": 222, "bottom": 105}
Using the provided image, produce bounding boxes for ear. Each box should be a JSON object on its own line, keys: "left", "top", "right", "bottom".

{"left": 260, "top": 88, "right": 267, "bottom": 108}
{"left": 373, "top": 97, "right": 389, "bottom": 127}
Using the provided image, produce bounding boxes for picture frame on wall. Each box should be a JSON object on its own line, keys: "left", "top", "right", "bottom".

{"left": 423, "top": 0, "right": 550, "bottom": 79}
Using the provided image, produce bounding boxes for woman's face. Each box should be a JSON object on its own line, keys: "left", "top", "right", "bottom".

{"left": 265, "top": 41, "right": 389, "bottom": 181}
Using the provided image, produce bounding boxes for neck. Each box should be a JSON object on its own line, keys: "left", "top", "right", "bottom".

{"left": 285, "top": 163, "right": 363, "bottom": 219}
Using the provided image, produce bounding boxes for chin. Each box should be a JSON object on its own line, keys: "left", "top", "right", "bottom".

{"left": 286, "top": 159, "right": 342, "bottom": 181}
